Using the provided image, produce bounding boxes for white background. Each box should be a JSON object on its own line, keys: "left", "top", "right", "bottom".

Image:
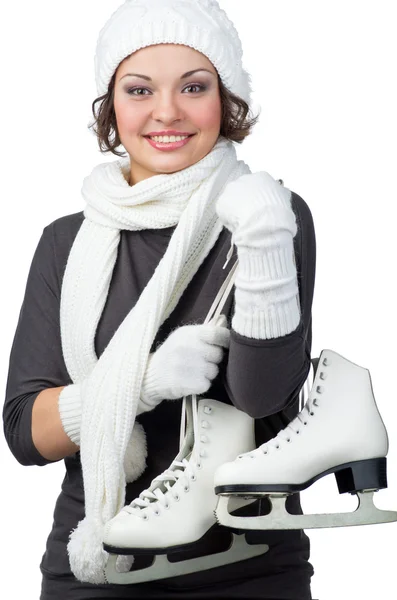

{"left": 1, "top": 1, "right": 396, "bottom": 598}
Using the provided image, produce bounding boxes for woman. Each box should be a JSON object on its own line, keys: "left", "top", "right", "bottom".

{"left": 3, "top": 0, "right": 316, "bottom": 598}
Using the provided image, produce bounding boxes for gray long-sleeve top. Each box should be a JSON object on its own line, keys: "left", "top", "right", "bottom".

{"left": 3, "top": 190, "right": 316, "bottom": 598}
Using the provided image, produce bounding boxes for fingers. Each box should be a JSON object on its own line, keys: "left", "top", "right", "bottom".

{"left": 204, "top": 362, "right": 219, "bottom": 381}
{"left": 200, "top": 343, "right": 224, "bottom": 364}
{"left": 199, "top": 324, "right": 230, "bottom": 349}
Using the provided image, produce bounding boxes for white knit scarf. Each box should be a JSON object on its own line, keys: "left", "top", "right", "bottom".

{"left": 61, "top": 136, "right": 251, "bottom": 584}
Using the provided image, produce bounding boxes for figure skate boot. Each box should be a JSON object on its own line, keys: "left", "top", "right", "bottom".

{"left": 103, "top": 395, "right": 269, "bottom": 584}
{"left": 214, "top": 349, "right": 397, "bottom": 530}
{"left": 103, "top": 260, "right": 269, "bottom": 584}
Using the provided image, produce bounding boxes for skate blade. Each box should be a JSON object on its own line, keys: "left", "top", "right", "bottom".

{"left": 215, "top": 492, "right": 397, "bottom": 530}
{"left": 104, "top": 534, "right": 268, "bottom": 584}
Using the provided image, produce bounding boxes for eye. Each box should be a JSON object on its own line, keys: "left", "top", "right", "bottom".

{"left": 183, "top": 84, "right": 207, "bottom": 94}
{"left": 126, "top": 84, "right": 207, "bottom": 96}
{"left": 126, "top": 87, "right": 150, "bottom": 96}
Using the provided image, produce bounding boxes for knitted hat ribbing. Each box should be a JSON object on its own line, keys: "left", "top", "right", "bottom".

{"left": 94, "top": 0, "right": 253, "bottom": 106}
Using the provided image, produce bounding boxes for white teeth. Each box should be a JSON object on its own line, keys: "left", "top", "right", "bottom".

{"left": 149, "top": 135, "right": 189, "bottom": 143}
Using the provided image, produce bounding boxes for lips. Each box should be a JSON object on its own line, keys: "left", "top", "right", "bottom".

{"left": 144, "top": 134, "right": 195, "bottom": 152}
{"left": 144, "top": 134, "right": 195, "bottom": 138}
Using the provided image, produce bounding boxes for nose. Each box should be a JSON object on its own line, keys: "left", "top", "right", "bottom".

{"left": 151, "top": 91, "right": 185, "bottom": 124}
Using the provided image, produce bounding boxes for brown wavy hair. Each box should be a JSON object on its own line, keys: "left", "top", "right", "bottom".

{"left": 88, "top": 70, "right": 261, "bottom": 157}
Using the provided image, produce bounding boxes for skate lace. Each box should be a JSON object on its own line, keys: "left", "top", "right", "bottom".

{"left": 123, "top": 395, "right": 205, "bottom": 517}
{"left": 255, "top": 363, "right": 327, "bottom": 455}
{"left": 123, "top": 259, "right": 238, "bottom": 518}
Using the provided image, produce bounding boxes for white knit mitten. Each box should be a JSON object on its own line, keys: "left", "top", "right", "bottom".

{"left": 140, "top": 315, "right": 230, "bottom": 407}
{"left": 58, "top": 317, "right": 230, "bottom": 478}
{"left": 216, "top": 172, "right": 301, "bottom": 339}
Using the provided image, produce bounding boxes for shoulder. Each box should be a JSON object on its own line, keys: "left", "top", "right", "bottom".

{"left": 290, "top": 191, "right": 315, "bottom": 231}
{"left": 290, "top": 190, "right": 316, "bottom": 245}
{"left": 43, "top": 210, "right": 85, "bottom": 243}
{"left": 289, "top": 190, "right": 316, "bottom": 279}
{"left": 39, "top": 211, "right": 85, "bottom": 292}
{"left": 43, "top": 210, "right": 85, "bottom": 258}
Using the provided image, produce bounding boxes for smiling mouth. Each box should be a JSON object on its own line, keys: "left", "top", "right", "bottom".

{"left": 144, "top": 134, "right": 196, "bottom": 139}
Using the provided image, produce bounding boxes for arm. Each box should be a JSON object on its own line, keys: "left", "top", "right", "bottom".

{"left": 3, "top": 223, "right": 73, "bottom": 466}
{"left": 32, "top": 386, "right": 79, "bottom": 461}
{"left": 3, "top": 219, "right": 172, "bottom": 466}
{"left": 224, "top": 191, "right": 316, "bottom": 418}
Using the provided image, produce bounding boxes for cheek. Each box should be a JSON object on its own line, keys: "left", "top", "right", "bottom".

{"left": 114, "top": 97, "right": 143, "bottom": 134}
{"left": 192, "top": 97, "right": 222, "bottom": 130}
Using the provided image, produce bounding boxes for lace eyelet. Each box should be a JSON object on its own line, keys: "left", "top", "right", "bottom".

{"left": 287, "top": 438, "right": 291, "bottom": 443}
{"left": 204, "top": 406, "right": 213, "bottom": 414}
{"left": 276, "top": 445, "right": 280, "bottom": 450}
{"left": 164, "top": 503, "right": 170, "bottom": 510}
{"left": 190, "top": 474, "right": 197, "bottom": 482}
{"left": 263, "top": 450, "right": 268, "bottom": 455}
{"left": 174, "top": 494, "right": 180, "bottom": 502}
{"left": 310, "top": 411, "right": 314, "bottom": 416}
{"left": 142, "top": 513, "right": 149, "bottom": 520}
{"left": 184, "top": 486, "right": 189, "bottom": 492}
{"left": 303, "top": 422, "right": 308, "bottom": 425}
{"left": 197, "top": 462, "right": 202, "bottom": 469}
{"left": 296, "top": 430, "right": 300, "bottom": 435}
{"left": 154, "top": 509, "right": 160, "bottom": 516}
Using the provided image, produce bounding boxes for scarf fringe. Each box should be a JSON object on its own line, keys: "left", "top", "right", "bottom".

{"left": 67, "top": 517, "right": 108, "bottom": 585}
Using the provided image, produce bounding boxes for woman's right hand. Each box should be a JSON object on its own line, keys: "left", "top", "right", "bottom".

{"left": 140, "top": 314, "right": 230, "bottom": 409}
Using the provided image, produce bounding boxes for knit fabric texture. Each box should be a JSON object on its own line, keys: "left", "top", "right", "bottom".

{"left": 215, "top": 172, "right": 301, "bottom": 338}
{"left": 58, "top": 136, "right": 251, "bottom": 584}
{"left": 94, "top": 0, "right": 253, "bottom": 105}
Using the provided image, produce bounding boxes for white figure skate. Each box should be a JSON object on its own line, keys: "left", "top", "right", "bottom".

{"left": 103, "top": 261, "right": 269, "bottom": 584}
{"left": 103, "top": 396, "right": 269, "bottom": 584}
{"left": 214, "top": 349, "right": 397, "bottom": 530}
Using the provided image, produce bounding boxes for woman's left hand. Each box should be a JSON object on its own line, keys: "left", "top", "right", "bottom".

{"left": 215, "top": 171, "right": 298, "bottom": 250}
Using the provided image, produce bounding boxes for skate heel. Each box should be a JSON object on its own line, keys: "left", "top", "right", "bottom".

{"left": 334, "top": 457, "right": 388, "bottom": 494}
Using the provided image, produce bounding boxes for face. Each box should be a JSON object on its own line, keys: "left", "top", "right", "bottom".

{"left": 114, "top": 44, "right": 222, "bottom": 185}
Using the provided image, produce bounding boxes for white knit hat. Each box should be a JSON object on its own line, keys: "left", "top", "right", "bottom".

{"left": 94, "top": 0, "right": 253, "bottom": 106}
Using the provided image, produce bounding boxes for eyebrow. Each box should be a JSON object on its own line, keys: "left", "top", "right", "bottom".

{"left": 120, "top": 68, "right": 216, "bottom": 82}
